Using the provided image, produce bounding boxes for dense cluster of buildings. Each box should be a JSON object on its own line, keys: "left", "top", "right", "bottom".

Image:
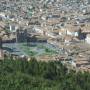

{"left": 0, "top": 0, "right": 90, "bottom": 71}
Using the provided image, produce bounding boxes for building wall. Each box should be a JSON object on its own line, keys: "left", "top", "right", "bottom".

{"left": 9, "top": 25, "right": 18, "bottom": 32}
{"left": 0, "top": 13, "right": 6, "bottom": 19}
{"left": 67, "top": 30, "right": 79, "bottom": 37}
{"left": 46, "top": 32, "right": 56, "bottom": 38}
{"left": 34, "top": 27, "right": 43, "bottom": 35}
{"left": 86, "top": 37, "right": 90, "bottom": 44}
{"left": 64, "top": 39, "right": 70, "bottom": 44}
{"left": 59, "top": 31, "right": 62, "bottom": 36}
{"left": 67, "top": 30, "right": 73, "bottom": 36}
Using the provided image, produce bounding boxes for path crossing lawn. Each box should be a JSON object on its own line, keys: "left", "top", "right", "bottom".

{"left": 19, "top": 43, "right": 58, "bottom": 56}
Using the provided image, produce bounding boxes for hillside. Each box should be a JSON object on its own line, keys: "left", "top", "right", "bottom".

{"left": 0, "top": 58, "right": 90, "bottom": 90}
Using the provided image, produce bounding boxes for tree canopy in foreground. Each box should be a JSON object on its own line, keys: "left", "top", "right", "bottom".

{"left": 0, "top": 58, "right": 90, "bottom": 90}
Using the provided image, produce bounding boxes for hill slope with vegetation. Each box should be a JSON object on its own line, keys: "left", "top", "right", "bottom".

{"left": 0, "top": 58, "right": 90, "bottom": 90}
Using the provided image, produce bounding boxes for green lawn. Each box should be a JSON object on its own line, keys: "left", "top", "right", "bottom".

{"left": 18, "top": 43, "right": 58, "bottom": 56}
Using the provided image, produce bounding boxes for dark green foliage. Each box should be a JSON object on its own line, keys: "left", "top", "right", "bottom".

{"left": 0, "top": 58, "right": 90, "bottom": 90}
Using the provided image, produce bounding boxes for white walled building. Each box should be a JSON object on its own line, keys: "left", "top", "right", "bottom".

{"left": 0, "top": 12, "right": 6, "bottom": 19}
{"left": 34, "top": 26, "right": 44, "bottom": 35}
{"left": 59, "top": 26, "right": 81, "bottom": 37}
{"left": 86, "top": 34, "right": 90, "bottom": 44}
{"left": 46, "top": 31, "right": 57, "bottom": 38}
{"left": 9, "top": 24, "right": 19, "bottom": 32}
{"left": 65, "top": 25, "right": 81, "bottom": 37}
{"left": 66, "top": 29, "right": 79, "bottom": 37}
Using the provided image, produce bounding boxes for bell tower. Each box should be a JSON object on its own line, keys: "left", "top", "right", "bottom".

{"left": 0, "top": 37, "right": 4, "bottom": 60}
{"left": 0, "top": 37, "right": 2, "bottom": 49}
